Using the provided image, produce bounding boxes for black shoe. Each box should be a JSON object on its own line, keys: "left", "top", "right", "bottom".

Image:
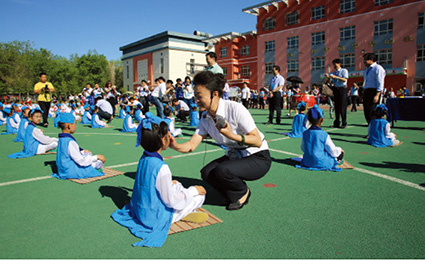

{"left": 226, "top": 189, "right": 251, "bottom": 211}
{"left": 340, "top": 125, "right": 347, "bottom": 129}
{"left": 265, "top": 121, "right": 273, "bottom": 125}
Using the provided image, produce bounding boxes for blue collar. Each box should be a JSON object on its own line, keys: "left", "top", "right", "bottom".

{"left": 143, "top": 151, "right": 163, "bottom": 161}
{"left": 310, "top": 125, "right": 322, "bottom": 130}
{"left": 28, "top": 122, "right": 36, "bottom": 127}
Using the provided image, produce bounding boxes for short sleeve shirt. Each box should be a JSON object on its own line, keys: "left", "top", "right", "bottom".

{"left": 34, "top": 82, "right": 54, "bottom": 102}
{"left": 269, "top": 74, "right": 285, "bottom": 91}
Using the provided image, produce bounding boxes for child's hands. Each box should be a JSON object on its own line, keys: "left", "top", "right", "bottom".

{"left": 169, "top": 134, "right": 177, "bottom": 150}
{"left": 172, "top": 180, "right": 179, "bottom": 185}
{"left": 98, "top": 154, "right": 106, "bottom": 163}
{"left": 194, "top": 185, "right": 207, "bottom": 195}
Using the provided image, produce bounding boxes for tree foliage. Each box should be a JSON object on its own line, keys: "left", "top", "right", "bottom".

{"left": 0, "top": 41, "right": 122, "bottom": 96}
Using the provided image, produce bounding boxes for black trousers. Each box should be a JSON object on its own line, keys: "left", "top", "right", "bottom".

{"left": 201, "top": 150, "right": 271, "bottom": 203}
{"left": 139, "top": 96, "right": 149, "bottom": 114}
{"left": 98, "top": 109, "right": 112, "bottom": 121}
{"left": 351, "top": 96, "right": 358, "bottom": 111}
{"left": 363, "top": 88, "right": 381, "bottom": 124}
{"left": 177, "top": 110, "right": 190, "bottom": 122}
{"left": 268, "top": 91, "right": 282, "bottom": 123}
{"left": 38, "top": 101, "right": 51, "bottom": 125}
{"left": 332, "top": 87, "right": 348, "bottom": 127}
{"left": 242, "top": 99, "right": 249, "bottom": 108}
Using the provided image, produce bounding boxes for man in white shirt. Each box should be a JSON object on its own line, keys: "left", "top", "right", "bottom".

{"left": 150, "top": 77, "right": 166, "bottom": 119}
{"left": 241, "top": 82, "right": 250, "bottom": 108}
{"left": 205, "top": 52, "right": 223, "bottom": 74}
{"left": 172, "top": 99, "right": 190, "bottom": 122}
{"left": 95, "top": 96, "right": 114, "bottom": 123}
{"left": 266, "top": 65, "right": 285, "bottom": 125}
{"left": 362, "top": 52, "right": 386, "bottom": 125}
{"left": 324, "top": 58, "right": 349, "bottom": 128}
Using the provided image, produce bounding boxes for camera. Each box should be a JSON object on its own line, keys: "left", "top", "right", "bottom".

{"left": 44, "top": 84, "right": 50, "bottom": 93}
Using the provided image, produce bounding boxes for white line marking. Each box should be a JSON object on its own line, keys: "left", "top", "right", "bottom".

{"left": 0, "top": 176, "right": 52, "bottom": 187}
{"left": 268, "top": 148, "right": 425, "bottom": 192}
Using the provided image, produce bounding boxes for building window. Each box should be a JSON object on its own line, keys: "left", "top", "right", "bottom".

{"left": 376, "top": 49, "right": 392, "bottom": 65}
{"left": 263, "top": 17, "right": 275, "bottom": 30}
{"left": 126, "top": 66, "right": 129, "bottom": 79}
{"left": 417, "top": 45, "right": 425, "bottom": 61}
{"left": 286, "top": 11, "right": 299, "bottom": 25}
{"left": 340, "top": 0, "right": 355, "bottom": 14}
{"left": 374, "top": 0, "right": 393, "bottom": 6}
{"left": 265, "top": 40, "right": 275, "bottom": 52}
{"left": 419, "top": 13, "right": 424, "bottom": 29}
{"left": 190, "top": 59, "right": 195, "bottom": 74}
{"left": 287, "top": 60, "right": 299, "bottom": 72}
{"left": 374, "top": 19, "right": 393, "bottom": 36}
{"left": 265, "top": 62, "right": 275, "bottom": 74}
{"left": 287, "top": 36, "right": 299, "bottom": 49}
{"left": 160, "top": 58, "right": 164, "bottom": 74}
{"left": 240, "top": 45, "right": 250, "bottom": 56}
{"left": 340, "top": 53, "right": 355, "bottom": 68}
{"left": 241, "top": 66, "right": 250, "bottom": 77}
{"left": 220, "top": 47, "right": 227, "bottom": 58}
{"left": 222, "top": 67, "right": 227, "bottom": 78}
{"left": 311, "top": 6, "right": 325, "bottom": 20}
{"left": 312, "top": 31, "right": 325, "bottom": 45}
{"left": 340, "top": 25, "right": 356, "bottom": 41}
{"left": 312, "top": 57, "right": 325, "bottom": 70}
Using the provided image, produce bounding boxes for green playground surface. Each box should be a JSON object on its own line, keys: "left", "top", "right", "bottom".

{"left": 0, "top": 107, "right": 424, "bottom": 259}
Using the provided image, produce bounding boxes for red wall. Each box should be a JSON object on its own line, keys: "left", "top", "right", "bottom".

{"left": 132, "top": 52, "right": 153, "bottom": 91}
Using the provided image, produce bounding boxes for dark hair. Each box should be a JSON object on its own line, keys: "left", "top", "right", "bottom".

{"left": 86, "top": 83, "right": 91, "bottom": 86}
{"left": 166, "top": 80, "right": 173, "bottom": 85}
{"left": 140, "top": 122, "right": 169, "bottom": 152}
{"left": 193, "top": 71, "right": 225, "bottom": 98}
{"left": 105, "top": 81, "right": 112, "bottom": 88}
{"left": 172, "top": 99, "right": 179, "bottom": 104}
{"left": 141, "top": 80, "right": 148, "bottom": 84}
{"left": 176, "top": 78, "right": 182, "bottom": 82}
{"left": 206, "top": 52, "right": 217, "bottom": 61}
{"left": 95, "top": 96, "right": 102, "bottom": 102}
{"left": 298, "top": 104, "right": 306, "bottom": 112}
{"left": 307, "top": 109, "right": 322, "bottom": 125}
{"left": 184, "top": 76, "right": 191, "bottom": 83}
{"left": 373, "top": 106, "right": 387, "bottom": 118}
{"left": 39, "top": 72, "right": 47, "bottom": 77}
{"left": 30, "top": 109, "right": 42, "bottom": 117}
{"left": 158, "top": 76, "right": 165, "bottom": 82}
{"left": 164, "top": 107, "right": 172, "bottom": 117}
{"left": 93, "top": 106, "right": 99, "bottom": 113}
{"left": 363, "top": 53, "right": 377, "bottom": 62}
{"left": 273, "top": 65, "right": 280, "bottom": 72}
{"left": 58, "top": 122, "right": 68, "bottom": 130}
{"left": 129, "top": 97, "right": 134, "bottom": 101}
{"left": 332, "top": 58, "right": 342, "bottom": 64}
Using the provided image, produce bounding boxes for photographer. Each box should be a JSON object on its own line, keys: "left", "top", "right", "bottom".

{"left": 33, "top": 73, "right": 55, "bottom": 127}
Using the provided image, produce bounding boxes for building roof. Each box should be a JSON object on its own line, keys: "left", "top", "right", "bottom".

{"left": 242, "top": 0, "right": 299, "bottom": 16}
{"left": 203, "top": 31, "right": 257, "bottom": 43}
{"left": 119, "top": 31, "right": 207, "bottom": 51}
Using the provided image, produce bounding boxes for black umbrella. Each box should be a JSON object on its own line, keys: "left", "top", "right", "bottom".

{"left": 287, "top": 76, "right": 304, "bottom": 84}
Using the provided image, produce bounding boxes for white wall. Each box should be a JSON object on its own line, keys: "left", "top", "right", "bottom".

{"left": 168, "top": 49, "right": 207, "bottom": 81}
{"left": 153, "top": 50, "right": 170, "bottom": 79}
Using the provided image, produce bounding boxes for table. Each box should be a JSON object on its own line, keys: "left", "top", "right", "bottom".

{"left": 386, "top": 97, "right": 425, "bottom": 124}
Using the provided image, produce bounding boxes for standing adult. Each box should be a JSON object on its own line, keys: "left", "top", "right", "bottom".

{"left": 205, "top": 52, "right": 223, "bottom": 74}
{"left": 137, "top": 80, "right": 150, "bottom": 114}
{"left": 150, "top": 77, "right": 166, "bottom": 119}
{"left": 350, "top": 82, "right": 359, "bottom": 112}
{"left": 223, "top": 81, "right": 230, "bottom": 100}
{"left": 241, "top": 82, "right": 250, "bottom": 108}
{"left": 175, "top": 78, "right": 184, "bottom": 101}
{"left": 33, "top": 72, "right": 55, "bottom": 127}
{"left": 183, "top": 76, "right": 195, "bottom": 107}
{"left": 105, "top": 81, "right": 118, "bottom": 116}
{"left": 170, "top": 71, "right": 271, "bottom": 211}
{"left": 266, "top": 65, "right": 285, "bottom": 125}
{"left": 362, "top": 53, "right": 386, "bottom": 125}
{"left": 324, "top": 59, "right": 349, "bottom": 128}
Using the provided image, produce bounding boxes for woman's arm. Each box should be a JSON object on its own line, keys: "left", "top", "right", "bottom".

{"left": 219, "top": 123, "right": 263, "bottom": 148}
{"left": 170, "top": 133, "right": 204, "bottom": 153}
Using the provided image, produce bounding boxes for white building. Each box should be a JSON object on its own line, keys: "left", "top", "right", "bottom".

{"left": 120, "top": 31, "right": 210, "bottom": 91}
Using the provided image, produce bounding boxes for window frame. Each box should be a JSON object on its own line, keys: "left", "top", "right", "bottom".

{"left": 375, "top": 49, "right": 393, "bottom": 65}
{"left": 287, "top": 36, "right": 299, "bottom": 49}
{"left": 312, "top": 31, "right": 325, "bottom": 45}
{"left": 340, "top": 0, "right": 355, "bottom": 14}
{"left": 374, "top": 19, "right": 393, "bottom": 36}
{"left": 265, "top": 62, "right": 275, "bottom": 74}
{"left": 220, "top": 47, "right": 227, "bottom": 58}
{"left": 263, "top": 17, "right": 276, "bottom": 31}
{"left": 311, "top": 6, "right": 325, "bottom": 21}
{"left": 265, "top": 40, "right": 276, "bottom": 52}
{"left": 340, "top": 25, "right": 356, "bottom": 41}
{"left": 312, "top": 56, "right": 325, "bottom": 70}
{"left": 286, "top": 11, "right": 300, "bottom": 26}
{"left": 287, "top": 59, "right": 299, "bottom": 73}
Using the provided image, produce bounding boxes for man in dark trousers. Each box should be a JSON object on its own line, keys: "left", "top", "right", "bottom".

{"left": 325, "top": 59, "right": 349, "bottom": 128}
{"left": 33, "top": 73, "right": 55, "bottom": 127}
{"left": 266, "top": 65, "right": 285, "bottom": 125}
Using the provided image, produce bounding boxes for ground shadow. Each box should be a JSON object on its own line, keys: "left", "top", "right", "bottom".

{"left": 44, "top": 160, "right": 58, "bottom": 173}
{"left": 391, "top": 126, "right": 425, "bottom": 131}
{"left": 99, "top": 185, "right": 132, "bottom": 209}
{"left": 124, "top": 172, "right": 226, "bottom": 206}
{"left": 420, "top": 183, "right": 425, "bottom": 187}
{"left": 359, "top": 161, "right": 425, "bottom": 174}
{"left": 349, "top": 124, "right": 368, "bottom": 128}
{"left": 271, "top": 157, "right": 299, "bottom": 167}
{"left": 265, "top": 131, "right": 291, "bottom": 135}
{"left": 114, "top": 128, "right": 123, "bottom": 132}
{"left": 328, "top": 132, "right": 366, "bottom": 138}
{"left": 331, "top": 138, "right": 368, "bottom": 145}
{"left": 413, "top": 142, "right": 425, "bottom": 146}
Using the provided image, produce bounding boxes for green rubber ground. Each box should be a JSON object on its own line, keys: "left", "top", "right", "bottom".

{"left": 0, "top": 106, "right": 424, "bottom": 259}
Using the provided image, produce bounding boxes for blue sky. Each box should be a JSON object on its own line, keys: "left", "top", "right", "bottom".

{"left": 0, "top": 0, "right": 261, "bottom": 61}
